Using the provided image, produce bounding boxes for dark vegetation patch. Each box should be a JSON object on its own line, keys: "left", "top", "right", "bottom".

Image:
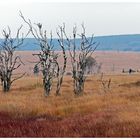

{"left": 11, "top": 83, "right": 43, "bottom": 92}
{"left": 119, "top": 81, "right": 140, "bottom": 87}
{"left": 0, "top": 111, "right": 140, "bottom": 137}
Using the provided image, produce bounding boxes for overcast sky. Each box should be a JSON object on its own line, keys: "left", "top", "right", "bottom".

{"left": 0, "top": 2, "right": 140, "bottom": 37}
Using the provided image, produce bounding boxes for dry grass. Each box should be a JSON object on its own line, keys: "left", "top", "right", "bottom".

{"left": 1, "top": 74, "right": 140, "bottom": 137}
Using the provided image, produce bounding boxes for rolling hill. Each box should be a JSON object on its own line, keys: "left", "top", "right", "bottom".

{"left": 1, "top": 34, "right": 140, "bottom": 51}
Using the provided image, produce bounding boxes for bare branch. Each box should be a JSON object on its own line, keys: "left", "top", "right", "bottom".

{"left": 10, "top": 73, "right": 26, "bottom": 84}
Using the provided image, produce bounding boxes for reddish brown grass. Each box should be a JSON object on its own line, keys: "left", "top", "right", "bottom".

{"left": 0, "top": 111, "right": 140, "bottom": 137}
{"left": 0, "top": 74, "right": 140, "bottom": 137}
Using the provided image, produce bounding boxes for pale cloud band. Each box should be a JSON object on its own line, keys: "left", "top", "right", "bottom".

{"left": 0, "top": 1, "right": 139, "bottom": 38}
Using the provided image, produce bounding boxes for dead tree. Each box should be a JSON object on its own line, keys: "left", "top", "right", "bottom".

{"left": 99, "top": 73, "right": 111, "bottom": 93}
{"left": 20, "top": 12, "right": 58, "bottom": 96}
{"left": 55, "top": 25, "right": 67, "bottom": 96}
{"left": 63, "top": 24, "right": 99, "bottom": 95}
{"left": 0, "top": 26, "right": 26, "bottom": 92}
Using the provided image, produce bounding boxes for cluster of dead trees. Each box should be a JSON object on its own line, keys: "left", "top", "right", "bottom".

{"left": 0, "top": 12, "right": 99, "bottom": 96}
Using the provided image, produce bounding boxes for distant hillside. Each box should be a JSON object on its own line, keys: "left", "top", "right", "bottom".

{"left": 1, "top": 34, "right": 140, "bottom": 51}
{"left": 94, "top": 34, "right": 140, "bottom": 51}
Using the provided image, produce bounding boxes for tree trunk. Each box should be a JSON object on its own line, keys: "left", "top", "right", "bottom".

{"left": 56, "top": 83, "right": 61, "bottom": 96}
{"left": 56, "top": 77, "right": 63, "bottom": 96}
{"left": 43, "top": 78, "right": 52, "bottom": 97}
{"left": 44, "top": 88, "right": 51, "bottom": 97}
{"left": 2, "top": 79, "right": 11, "bottom": 92}
{"left": 74, "top": 79, "right": 84, "bottom": 95}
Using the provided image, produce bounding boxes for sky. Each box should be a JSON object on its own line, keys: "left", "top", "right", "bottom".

{"left": 0, "top": 1, "right": 140, "bottom": 37}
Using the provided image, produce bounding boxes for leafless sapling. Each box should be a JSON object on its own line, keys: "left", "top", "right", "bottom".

{"left": 99, "top": 73, "right": 111, "bottom": 93}
{"left": 0, "top": 26, "right": 26, "bottom": 92}
{"left": 33, "top": 64, "right": 39, "bottom": 76}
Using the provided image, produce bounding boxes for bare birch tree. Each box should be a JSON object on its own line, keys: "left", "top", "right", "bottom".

{"left": 0, "top": 26, "right": 26, "bottom": 92}
{"left": 55, "top": 25, "right": 67, "bottom": 96}
{"left": 20, "top": 12, "right": 60, "bottom": 96}
{"left": 63, "top": 24, "right": 99, "bottom": 95}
